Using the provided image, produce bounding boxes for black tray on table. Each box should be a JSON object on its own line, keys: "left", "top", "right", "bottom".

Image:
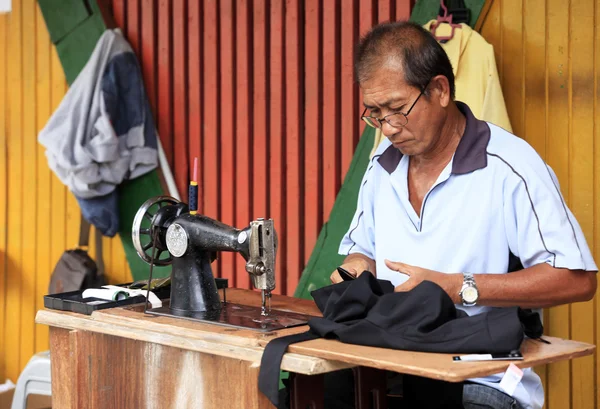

{"left": 43, "top": 278, "right": 229, "bottom": 315}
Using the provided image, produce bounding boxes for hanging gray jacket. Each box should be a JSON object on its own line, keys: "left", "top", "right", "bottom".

{"left": 38, "top": 28, "right": 158, "bottom": 200}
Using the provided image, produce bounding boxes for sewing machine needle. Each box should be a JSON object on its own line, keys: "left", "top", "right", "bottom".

{"left": 267, "top": 290, "right": 272, "bottom": 312}
{"left": 261, "top": 290, "right": 267, "bottom": 316}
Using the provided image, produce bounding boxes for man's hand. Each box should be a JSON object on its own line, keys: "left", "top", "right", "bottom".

{"left": 385, "top": 259, "right": 461, "bottom": 302}
{"left": 330, "top": 258, "right": 372, "bottom": 284}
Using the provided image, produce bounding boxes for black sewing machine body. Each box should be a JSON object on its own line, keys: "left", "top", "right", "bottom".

{"left": 132, "top": 196, "right": 311, "bottom": 331}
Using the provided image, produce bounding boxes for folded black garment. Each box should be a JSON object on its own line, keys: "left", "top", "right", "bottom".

{"left": 309, "top": 272, "right": 540, "bottom": 354}
{"left": 259, "top": 273, "right": 543, "bottom": 407}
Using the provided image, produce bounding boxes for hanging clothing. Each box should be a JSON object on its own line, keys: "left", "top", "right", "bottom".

{"left": 259, "top": 272, "right": 542, "bottom": 408}
{"left": 39, "top": 29, "right": 159, "bottom": 236}
{"left": 371, "top": 22, "right": 512, "bottom": 156}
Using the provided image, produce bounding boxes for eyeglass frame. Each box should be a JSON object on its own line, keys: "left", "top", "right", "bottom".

{"left": 360, "top": 85, "right": 427, "bottom": 129}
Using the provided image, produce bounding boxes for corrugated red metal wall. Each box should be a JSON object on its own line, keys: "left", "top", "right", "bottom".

{"left": 109, "top": 0, "right": 412, "bottom": 295}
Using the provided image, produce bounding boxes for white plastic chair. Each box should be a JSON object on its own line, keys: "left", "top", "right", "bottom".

{"left": 11, "top": 351, "right": 51, "bottom": 409}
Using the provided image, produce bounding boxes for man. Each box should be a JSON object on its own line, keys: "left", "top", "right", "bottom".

{"left": 331, "top": 21, "right": 597, "bottom": 409}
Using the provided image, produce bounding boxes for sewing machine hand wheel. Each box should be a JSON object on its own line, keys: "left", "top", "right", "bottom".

{"left": 132, "top": 196, "right": 182, "bottom": 266}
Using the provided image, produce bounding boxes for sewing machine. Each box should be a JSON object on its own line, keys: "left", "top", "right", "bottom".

{"left": 131, "top": 196, "right": 311, "bottom": 331}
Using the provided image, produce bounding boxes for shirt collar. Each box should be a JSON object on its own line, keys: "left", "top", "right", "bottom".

{"left": 377, "top": 102, "right": 491, "bottom": 175}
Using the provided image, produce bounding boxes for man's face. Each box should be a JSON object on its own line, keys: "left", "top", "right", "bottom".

{"left": 360, "top": 66, "right": 446, "bottom": 157}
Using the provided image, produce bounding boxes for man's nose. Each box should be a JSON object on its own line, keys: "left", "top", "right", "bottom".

{"left": 381, "top": 121, "right": 402, "bottom": 138}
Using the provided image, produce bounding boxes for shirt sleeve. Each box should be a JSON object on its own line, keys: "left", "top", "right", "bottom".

{"left": 502, "top": 149, "right": 597, "bottom": 271}
{"left": 338, "top": 158, "right": 378, "bottom": 260}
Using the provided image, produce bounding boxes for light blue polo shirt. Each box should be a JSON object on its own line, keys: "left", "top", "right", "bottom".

{"left": 339, "top": 102, "right": 597, "bottom": 409}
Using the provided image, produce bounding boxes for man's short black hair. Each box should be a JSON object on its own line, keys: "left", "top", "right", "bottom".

{"left": 355, "top": 21, "right": 455, "bottom": 100}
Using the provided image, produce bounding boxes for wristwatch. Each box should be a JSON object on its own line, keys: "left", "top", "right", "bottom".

{"left": 459, "top": 273, "right": 479, "bottom": 307}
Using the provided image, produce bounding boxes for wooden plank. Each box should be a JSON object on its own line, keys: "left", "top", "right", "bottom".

{"left": 38, "top": 309, "right": 350, "bottom": 376}
{"left": 359, "top": 0, "right": 375, "bottom": 36}
{"left": 523, "top": 0, "right": 546, "bottom": 156}
{"left": 479, "top": 0, "right": 502, "bottom": 80}
{"left": 340, "top": 0, "right": 358, "bottom": 180}
{"left": 202, "top": 0, "right": 218, "bottom": 221}
{"left": 286, "top": 336, "right": 595, "bottom": 383}
{"left": 0, "top": 13, "right": 8, "bottom": 382}
{"left": 219, "top": 0, "right": 236, "bottom": 287}
{"left": 123, "top": 244, "right": 132, "bottom": 284}
{"left": 252, "top": 0, "right": 268, "bottom": 227}
{"left": 141, "top": 0, "right": 157, "bottom": 113}
{"left": 358, "top": 0, "right": 375, "bottom": 146}
{"left": 20, "top": 0, "right": 37, "bottom": 372}
{"left": 101, "top": 236, "right": 115, "bottom": 284}
{"left": 236, "top": 0, "right": 252, "bottom": 289}
{"left": 546, "top": 1, "right": 572, "bottom": 408}
{"left": 66, "top": 196, "right": 80, "bottom": 265}
{"left": 522, "top": 0, "right": 548, "bottom": 395}
{"left": 322, "top": 0, "right": 340, "bottom": 223}
{"left": 126, "top": 0, "right": 140, "bottom": 55}
{"left": 568, "top": 2, "right": 596, "bottom": 408}
{"left": 596, "top": 1, "right": 600, "bottom": 406}
{"left": 201, "top": 0, "right": 218, "bottom": 277}
{"left": 188, "top": 0, "right": 202, "bottom": 214}
{"left": 157, "top": 0, "right": 173, "bottom": 167}
{"left": 285, "top": 0, "right": 303, "bottom": 295}
{"left": 49, "top": 36, "right": 68, "bottom": 379}
{"left": 378, "top": 0, "right": 392, "bottom": 23}
{"left": 500, "top": 0, "right": 524, "bottom": 136}
{"left": 395, "top": 0, "right": 412, "bottom": 20}
{"left": 49, "top": 326, "right": 284, "bottom": 408}
{"left": 49, "top": 328, "right": 74, "bottom": 408}
{"left": 173, "top": 0, "right": 189, "bottom": 201}
{"left": 304, "top": 0, "right": 321, "bottom": 271}
{"left": 111, "top": 0, "right": 127, "bottom": 32}
{"left": 6, "top": 0, "right": 23, "bottom": 382}
{"left": 89, "top": 226, "right": 99, "bottom": 279}
{"left": 473, "top": 0, "right": 494, "bottom": 32}
{"left": 269, "top": 0, "right": 285, "bottom": 294}
{"left": 116, "top": 236, "right": 132, "bottom": 284}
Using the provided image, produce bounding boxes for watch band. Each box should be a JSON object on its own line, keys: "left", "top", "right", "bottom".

{"left": 463, "top": 272, "right": 475, "bottom": 285}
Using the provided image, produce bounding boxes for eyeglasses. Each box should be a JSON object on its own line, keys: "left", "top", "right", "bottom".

{"left": 361, "top": 87, "right": 426, "bottom": 129}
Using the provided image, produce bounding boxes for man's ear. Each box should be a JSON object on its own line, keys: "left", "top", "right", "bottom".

{"left": 429, "top": 75, "right": 451, "bottom": 107}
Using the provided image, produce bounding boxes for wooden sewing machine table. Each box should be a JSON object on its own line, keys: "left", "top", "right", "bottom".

{"left": 35, "top": 288, "right": 595, "bottom": 409}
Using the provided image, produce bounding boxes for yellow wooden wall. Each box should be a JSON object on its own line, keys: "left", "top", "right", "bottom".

{"left": 480, "top": 0, "right": 599, "bottom": 408}
{"left": 0, "top": 0, "right": 132, "bottom": 384}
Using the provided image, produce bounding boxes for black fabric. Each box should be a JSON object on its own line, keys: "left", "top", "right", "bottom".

{"left": 259, "top": 273, "right": 543, "bottom": 408}
{"left": 277, "top": 369, "right": 357, "bottom": 409}
{"left": 258, "top": 331, "right": 318, "bottom": 408}
{"left": 403, "top": 376, "right": 463, "bottom": 409}
{"left": 309, "top": 273, "right": 531, "bottom": 354}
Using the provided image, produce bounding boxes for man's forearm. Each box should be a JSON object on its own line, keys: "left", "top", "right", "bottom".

{"left": 343, "top": 253, "right": 377, "bottom": 276}
{"left": 440, "top": 263, "right": 597, "bottom": 308}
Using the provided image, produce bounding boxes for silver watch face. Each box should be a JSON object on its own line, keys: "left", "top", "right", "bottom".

{"left": 462, "top": 286, "right": 478, "bottom": 303}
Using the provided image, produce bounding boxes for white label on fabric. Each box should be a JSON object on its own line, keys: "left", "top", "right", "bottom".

{"left": 499, "top": 363, "right": 523, "bottom": 397}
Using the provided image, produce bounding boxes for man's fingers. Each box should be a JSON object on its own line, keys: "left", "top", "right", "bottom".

{"left": 394, "top": 282, "right": 411, "bottom": 292}
{"left": 330, "top": 271, "right": 343, "bottom": 284}
{"left": 385, "top": 259, "right": 410, "bottom": 275}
